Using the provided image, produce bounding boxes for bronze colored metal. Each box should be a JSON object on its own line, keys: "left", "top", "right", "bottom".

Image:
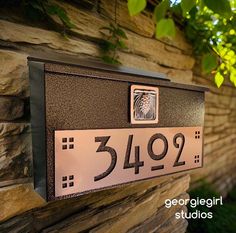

{"left": 55, "top": 126, "right": 203, "bottom": 198}
{"left": 28, "top": 56, "right": 208, "bottom": 201}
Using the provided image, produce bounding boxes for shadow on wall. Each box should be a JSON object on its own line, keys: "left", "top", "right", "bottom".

{"left": 187, "top": 181, "right": 236, "bottom": 233}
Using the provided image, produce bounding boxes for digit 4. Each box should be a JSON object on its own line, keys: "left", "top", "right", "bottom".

{"left": 123, "top": 135, "right": 144, "bottom": 174}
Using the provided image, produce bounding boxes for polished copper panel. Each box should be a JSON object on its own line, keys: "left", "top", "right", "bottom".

{"left": 55, "top": 126, "right": 203, "bottom": 197}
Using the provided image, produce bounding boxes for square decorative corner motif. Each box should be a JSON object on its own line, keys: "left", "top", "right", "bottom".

{"left": 130, "top": 85, "right": 159, "bottom": 124}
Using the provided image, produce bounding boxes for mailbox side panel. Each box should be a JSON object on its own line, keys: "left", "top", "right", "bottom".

{"left": 29, "top": 61, "right": 47, "bottom": 200}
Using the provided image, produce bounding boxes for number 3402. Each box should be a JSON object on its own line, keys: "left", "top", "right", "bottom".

{"left": 94, "top": 133, "right": 186, "bottom": 182}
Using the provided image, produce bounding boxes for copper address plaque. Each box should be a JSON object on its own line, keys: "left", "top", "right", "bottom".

{"left": 55, "top": 126, "right": 203, "bottom": 197}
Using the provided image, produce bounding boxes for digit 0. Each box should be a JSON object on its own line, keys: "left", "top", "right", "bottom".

{"left": 147, "top": 133, "right": 168, "bottom": 171}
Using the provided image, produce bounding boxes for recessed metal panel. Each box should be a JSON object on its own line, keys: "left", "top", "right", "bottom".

{"left": 54, "top": 126, "right": 202, "bottom": 198}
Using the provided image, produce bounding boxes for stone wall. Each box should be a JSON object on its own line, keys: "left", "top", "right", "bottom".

{"left": 0, "top": 0, "right": 235, "bottom": 232}
{"left": 191, "top": 64, "right": 236, "bottom": 197}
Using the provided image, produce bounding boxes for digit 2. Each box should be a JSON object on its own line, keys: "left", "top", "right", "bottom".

{"left": 173, "top": 133, "right": 186, "bottom": 167}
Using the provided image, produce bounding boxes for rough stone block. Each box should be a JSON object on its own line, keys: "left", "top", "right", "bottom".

{"left": 0, "top": 183, "right": 45, "bottom": 222}
{"left": 0, "top": 20, "right": 99, "bottom": 58}
{"left": 125, "top": 32, "right": 195, "bottom": 70}
{"left": 56, "top": 1, "right": 194, "bottom": 70}
{"left": 100, "top": 0, "right": 154, "bottom": 38}
{"left": 127, "top": 194, "right": 188, "bottom": 233}
{"left": 0, "top": 97, "right": 24, "bottom": 121}
{"left": 0, "top": 122, "right": 30, "bottom": 139}
{"left": 0, "top": 50, "right": 29, "bottom": 96}
{"left": 0, "top": 129, "right": 32, "bottom": 182}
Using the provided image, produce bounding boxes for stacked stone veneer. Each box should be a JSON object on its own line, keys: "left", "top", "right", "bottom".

{"left": 0, "top": 0, "right": 235, "bottom": 232}
{"left": 191, "top": 63, "right": 236, "bottom": 196}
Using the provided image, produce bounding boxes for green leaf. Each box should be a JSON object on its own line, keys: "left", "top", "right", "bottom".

{"left": 202, "top": 53, "right": 218, "bottom": 73}
{"left": 127, "top": 0, "right": 147, "bottom": 16}
{"left": 109, "top": 23, "right": 116, "bottom": 30}
{"left": 29, "top": 1, "right": 44, "bottom": 12}
{"left": 198, "top": 0, "right": 205, "bottom": 12}
{"left": 155, "top": 18, "right": 176, "bottom": 39}
{"left": 117, "top": 40, "right": 128, "bottom": 49}
{"left": 102, "top": 56, "right": 121, "bottom": 65}
{"left": 100, "top": 40, "right": 117, "bottom": 52}
{"left": 203, "top": 0, "right": 232, "bottom": 17}
{"left": 214, "top": 72, "right": 224, "bottom": 88}
{"left": 154, "top": 0, "right": 170, "bottom": 22}
{"left": 24, "top": 4, "right": 45, "bottom": 21}
{"left": 230, "top": 68, "right": 236, "bottom": 83}
{"left": 100, "top": 26, "right": 113, "bottom": 32}
{"left": 171, "top": 3, "right": 182, "bottom": 16}
{"left": 46, "top": 4, "right": 76, "bottom": 28}
{"left": 61, "top": 18, "right": 76, "bottom": 29}
{"left": 115, "top": 28, "right": 128, "bottom": 39}
{"left": 181, "top": 0, "right": 196, "bottom": 17}
{"left": 230, "top": 72, "right": 236, "bottom": 83}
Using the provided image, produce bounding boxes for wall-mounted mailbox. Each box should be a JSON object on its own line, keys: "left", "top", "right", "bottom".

{"left": 28, "top": 57, "right": 208, "bottom": 201}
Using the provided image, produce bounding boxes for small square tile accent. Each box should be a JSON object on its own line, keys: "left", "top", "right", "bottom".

{"left": 61, "top": 137, "right": 74, "bottom": 150}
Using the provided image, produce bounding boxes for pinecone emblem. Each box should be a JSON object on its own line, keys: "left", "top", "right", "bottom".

{"left": 131, "top": 86, "right": 158, "bottom": 123}
{"left": 138, "top": 94, "right": 151, "bottom": 115}
{"left": 134, "top": 91, "right": 155, "bottom": 119}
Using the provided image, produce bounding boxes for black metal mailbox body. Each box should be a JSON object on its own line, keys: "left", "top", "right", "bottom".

{"left": 28, "top": 57, "right": 207, "bottom": 201}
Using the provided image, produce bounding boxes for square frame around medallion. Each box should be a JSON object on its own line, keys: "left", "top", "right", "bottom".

{"left": 130, "top": 85, "right": 159, "bottom": 124}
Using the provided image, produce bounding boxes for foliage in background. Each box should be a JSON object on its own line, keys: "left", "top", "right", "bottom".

{"left": 2, "top": 0, "right": 236, "bottom": 87}
{"left": 188, "top": 183, "right": 236, "bottom": 233}
{"left": 100, "top": 23, "right": 128, "bottom": 64}
{"left": 127, "top": 0, "right": 236, "bottom": 88}
{"left": 0, "top": 0, "right": 75, "bottom": 33}
{"left": 23, "top": 0, "right": 75, "bottom": 29}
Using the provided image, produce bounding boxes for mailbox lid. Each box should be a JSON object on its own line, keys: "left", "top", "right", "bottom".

{"left": 28, "top": 55, "right": 208, "bottom": 93}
